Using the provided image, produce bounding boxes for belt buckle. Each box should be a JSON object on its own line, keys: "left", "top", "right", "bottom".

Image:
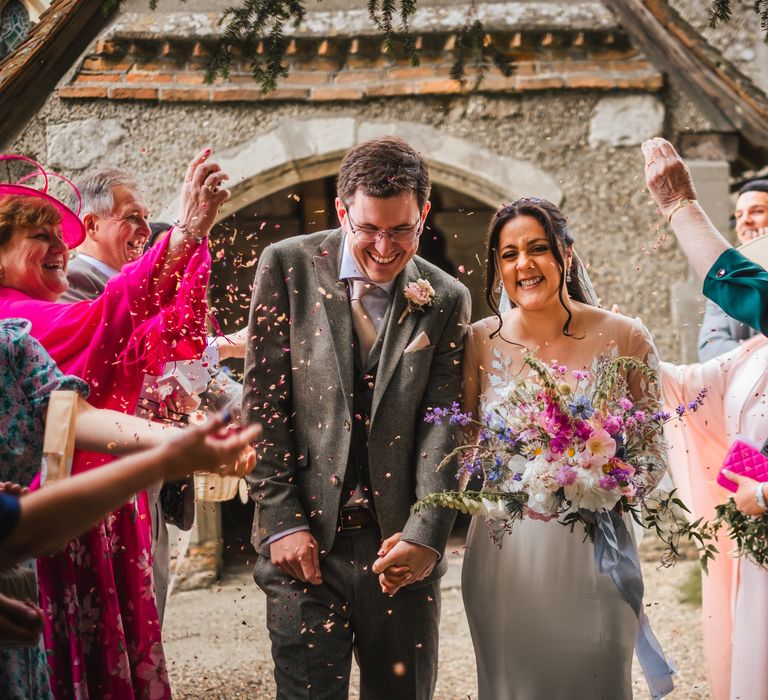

{"left": 339, "top": 507, "right": 369, "bottom": 531}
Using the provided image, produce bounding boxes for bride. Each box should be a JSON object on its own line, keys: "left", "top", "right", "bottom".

{"left": 460, "top": 197, "right": 668, "bottom": 699}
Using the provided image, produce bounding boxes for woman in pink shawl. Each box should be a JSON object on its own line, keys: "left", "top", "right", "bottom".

{"left": 0, "top": 149, "right": 229, "bottom": 699}
{"left": 662, "top": 334, "right": 768, "bottom": 700}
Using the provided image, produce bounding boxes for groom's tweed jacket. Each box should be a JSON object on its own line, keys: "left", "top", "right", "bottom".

{"left": 243, "top": 229, "right": 470, "bottom": 579}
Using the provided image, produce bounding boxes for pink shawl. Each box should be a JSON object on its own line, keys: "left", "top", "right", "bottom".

{"left": 0, "top": 230, "right": 211, "bottom": 472}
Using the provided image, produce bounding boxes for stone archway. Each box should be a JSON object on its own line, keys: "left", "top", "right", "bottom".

{"left": 158, "top": 117, "right": 562, "bottom": 221}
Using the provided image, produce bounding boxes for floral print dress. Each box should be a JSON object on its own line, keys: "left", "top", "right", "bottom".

{"left": 0, "top": 319, "right": 90, "bottom": 700}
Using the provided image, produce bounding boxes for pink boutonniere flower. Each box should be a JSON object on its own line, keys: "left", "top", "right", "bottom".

{"left": 398, "top": 278, "right": 437, "bottom": 324}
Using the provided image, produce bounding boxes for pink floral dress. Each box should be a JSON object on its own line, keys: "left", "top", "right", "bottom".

{"left": 0, "top": 231, "right": 210, "bottom": 700}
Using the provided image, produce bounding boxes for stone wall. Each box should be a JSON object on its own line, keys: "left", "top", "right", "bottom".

{"left": 11, "top": 83, "right": 712, "bottom": 361}
{"left": 669, "top": 0, "right": 768, "bottom": 94}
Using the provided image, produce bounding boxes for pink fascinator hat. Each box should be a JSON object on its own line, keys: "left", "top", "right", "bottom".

{"left": 0, "top": 154, "right": 86, "bottom": 249}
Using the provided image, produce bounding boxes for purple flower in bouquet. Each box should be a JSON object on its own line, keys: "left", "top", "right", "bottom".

{"left": 568, "top": 394, "right": 595, "bottom": 419}
{"left": 425, "top": 402, "right": 472, "bottom": 426}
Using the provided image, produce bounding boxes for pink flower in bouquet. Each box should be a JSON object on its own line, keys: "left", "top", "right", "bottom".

{"left": 600, "top": 413, "right": 624, "bottom": 436}
{"left": 541, "top": 399, "right": 573, "bottom": 455}
{"left": 573, "top": 418, "right": 593, "bottom": 442}
{"left": 581, "top": 429, "right": 616, "bottom": 467}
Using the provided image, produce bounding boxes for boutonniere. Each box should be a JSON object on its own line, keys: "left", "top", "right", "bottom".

{"left": 398, "top": 278, "right": 437, "bottom": 324}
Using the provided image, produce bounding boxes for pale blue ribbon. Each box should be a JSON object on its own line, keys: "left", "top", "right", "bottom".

{"left": 582, "top": 509, "right": 675, "bottom": 700}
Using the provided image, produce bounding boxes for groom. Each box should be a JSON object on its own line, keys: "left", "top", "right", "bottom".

{"left": 243, "top": 136, "right": 470, "bottom": 699}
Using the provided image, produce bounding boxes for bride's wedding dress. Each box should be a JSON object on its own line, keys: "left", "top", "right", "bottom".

{"left": 461, "top": 312, "right": 666, "bottom": 700}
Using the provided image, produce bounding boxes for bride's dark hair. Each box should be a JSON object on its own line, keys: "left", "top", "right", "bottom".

{"left": 484, "top": 197, "right": 594, "bottom": 339}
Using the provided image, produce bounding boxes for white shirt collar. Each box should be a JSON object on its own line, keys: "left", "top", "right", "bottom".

{"left": 338, "top": 234, "right": 397, "bottom": 295}
{"left": 75, "top": 254, "right": 120, "bottom": 279}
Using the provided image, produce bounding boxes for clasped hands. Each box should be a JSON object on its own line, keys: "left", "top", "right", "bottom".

{"left": 372, "top": 533, "right": 438, "bottom": 595}
{"left": 269, "top": 530, "right": 437, "bottom": 596}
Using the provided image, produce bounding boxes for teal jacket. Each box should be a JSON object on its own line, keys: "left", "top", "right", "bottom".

{"left": 703, "top": 248, "right": 768, "bottom": 335}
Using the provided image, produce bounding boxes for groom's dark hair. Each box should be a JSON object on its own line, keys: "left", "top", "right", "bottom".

{"left": 337, "top": 137, "right": 431, "bottom": 209}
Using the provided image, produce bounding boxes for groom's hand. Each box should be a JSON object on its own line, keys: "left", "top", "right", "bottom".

{"left": 372, "top": 534, "right": 438, "bottom": 596}
{"left": 269, "top": 531, "right": 323, "bottom": 585}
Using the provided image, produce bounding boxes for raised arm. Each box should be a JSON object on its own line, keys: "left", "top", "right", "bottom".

{"left": 641, "top": 138, "right": 768, "bottom": 335}
{"left": 154, "top": 149, "right": 230, "bottom": 291}
{"left": 641, "top": 137, "right": 729, "bottom": 278}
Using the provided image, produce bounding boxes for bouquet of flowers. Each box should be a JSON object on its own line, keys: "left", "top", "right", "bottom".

{"left": 415, "top": 353, "right": 712, "bottom": 565}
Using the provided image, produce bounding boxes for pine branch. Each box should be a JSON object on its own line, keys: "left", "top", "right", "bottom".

{"left": 450, "top": 7, "right": 515, "bottom": 89}
{"left": 206, "top": 0, "right": 307, "bottom": 91}
{"left": 708, "top": 0, "right": 733, "bottom": 27}
{"left": 367, "top": 1, "right": 419, "bottom": 66}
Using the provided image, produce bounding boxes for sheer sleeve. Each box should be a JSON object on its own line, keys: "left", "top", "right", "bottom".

{"left": 625, "top": 318, "right": 667, "bottom": 494}
{"left": 461, "top": 325, "right": 481, "bottom": 423}
{"left": 459, "top": 324, "right": 483, "bottom": 489}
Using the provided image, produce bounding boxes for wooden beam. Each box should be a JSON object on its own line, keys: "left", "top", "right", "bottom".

{"left": 0, "top": 0, "right": 116, "bottom": 151}
{"left": 604, "top": 0, "right": 768, "bottom": 168}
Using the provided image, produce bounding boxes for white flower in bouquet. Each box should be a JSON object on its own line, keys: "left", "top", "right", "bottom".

{"left": 523, "top": 454, "right": 561, "bottom": 515}
{"left": 481, "top": 497, "right": 509, "bottom": 520}
{"left": 505, "top": 454, "right": 528, "bottom": 477}
{"left": 564, "top": 467, "right": 621, "bottom": 512}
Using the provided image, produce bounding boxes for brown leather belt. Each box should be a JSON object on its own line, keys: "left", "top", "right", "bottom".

{"left": 339, "top": 507, "right": 377, "bottom": 531}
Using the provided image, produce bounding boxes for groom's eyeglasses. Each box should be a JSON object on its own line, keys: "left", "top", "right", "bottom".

{"left": 345, "top": 210, "right": 424, "bottom": 244}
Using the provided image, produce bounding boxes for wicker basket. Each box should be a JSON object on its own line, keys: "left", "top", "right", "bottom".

{"left": 194, "top": 472, "right": 240, "bottom": 502}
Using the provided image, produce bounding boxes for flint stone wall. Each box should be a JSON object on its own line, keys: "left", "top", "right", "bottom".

{"left": 11, "top": 84, "right": 718, "bottom": 361}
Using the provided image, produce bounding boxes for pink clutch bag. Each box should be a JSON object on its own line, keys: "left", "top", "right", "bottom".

{"left": 717, "top": 437, "right": 768, "bottom": 492}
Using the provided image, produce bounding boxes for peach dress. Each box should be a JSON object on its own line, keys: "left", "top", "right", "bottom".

{"left": 662, "top": 335, "right": 768, "bottom": 700}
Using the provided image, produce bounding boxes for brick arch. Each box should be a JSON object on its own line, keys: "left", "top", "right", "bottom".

{"left": 158, "top": 117, "right": 562, "bottom": 221}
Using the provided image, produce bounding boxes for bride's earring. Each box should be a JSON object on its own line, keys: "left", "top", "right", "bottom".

{"left": 495, "top": 280, "right": 503, "bottom": 294}
{"left": 566, "top": 266, "right": 572, "bottom": 283}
